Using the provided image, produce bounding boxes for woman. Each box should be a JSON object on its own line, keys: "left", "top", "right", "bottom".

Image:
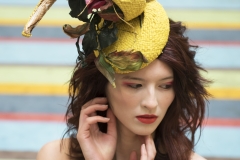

{"left": 24, "top": 0, "right": 210, "bottom": 159}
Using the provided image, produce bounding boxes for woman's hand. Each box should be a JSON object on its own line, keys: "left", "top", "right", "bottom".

{"left": 77, "top": 97, "right": 117, "bottom": 160}
{"left": 129, "top": 135, "right": 156, "bottom": 160}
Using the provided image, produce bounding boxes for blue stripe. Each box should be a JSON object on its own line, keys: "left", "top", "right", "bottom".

{"left": 0, "top": 120, "right": 66, "bottom": 151}
{"left": 1, "top": 41, "right": 240, "bottom": 68}
{"left": 0, "top": 41, "right": 78, "bottom": 66}
{"left": 0, "top": 120, "right": 239, "bottom": 158}
{"left": 195, "top": 126, "right": 240, "bottom": 158}
{"left": 0, "top": 0, "right": 67, "bottom": 6}
{"left": 159, "top": 0, "right": 240, "bottom": 9}
{"left": 195, "top": 45, "right": 240, "bottom": 69}
{"left": 0, "top": 0, "right": 240, "bottom": 9}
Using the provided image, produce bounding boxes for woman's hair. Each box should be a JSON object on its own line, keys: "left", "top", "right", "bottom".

{"left": 62, "top": 19, "right": 211, "bottom": 160}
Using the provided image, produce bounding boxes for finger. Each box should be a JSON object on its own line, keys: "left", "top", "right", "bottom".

{"left": 144, "top": 135, "right": 156, "bottom": 160}
{"left": 82, "top": 97, "right": 108, "bottom": 109}
{"left": 77, "top": 116, "right": 110, "bottom": 143}
{"left": 82, "top": 104, "right": 108, "bottom": 115}
{"left": 85, "top": 116, "right": 110, "bottom": 126}
{"left": 129, "top": 151, "right": 137, "bottom": 160}
{"left": 79, "top": 116, "right": 110, "bottom": 138}
{"left": 80, "top": 104, "right": 108, "bottom": 123}
{"left": 140, "top": 144, "right": 147, "bottom": 160}
{"left": 106, "top": 108, "right": 117, "bottom": 137}
{"left": 80, "top": 97, "right": 108, "bottom": 122}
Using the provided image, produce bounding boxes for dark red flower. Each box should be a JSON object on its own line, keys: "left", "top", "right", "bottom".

{"left": 85, "top": 0, "right": 123, "bottom": 22}
{"left": 86, "top": 0, "right": 107, "bottom": 13}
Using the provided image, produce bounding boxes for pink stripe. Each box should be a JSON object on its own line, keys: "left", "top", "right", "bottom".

{"left": 0, "top": 113, "right": 240, "bottom": 127}
{"left": 204, "top": 118, "right": 240, "bottom": 127}
{"left": 0, "top": 37, "right": 78, "bottom": 43}
{"left": 191, "top": 41, "right": 240, "bottom": 46}
{"left": 0, "top": 112, "right": 65, "bottom": 122}
{"left": 1, "top": 37, "right": 240, "bottom": 46}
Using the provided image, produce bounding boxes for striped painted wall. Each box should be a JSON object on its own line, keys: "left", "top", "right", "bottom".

{"left": 0, "top": 0, "right": 240, "bottom": 159}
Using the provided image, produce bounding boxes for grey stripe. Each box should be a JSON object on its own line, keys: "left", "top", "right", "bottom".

{"left": 185, "top": 29, "right": 240, "bottom": 42}
{"left": 0, "top": 95, "right": 67, "bottom": 114}
{"left": 206, "top": 99, "right": 240, "bottom": 118}
{"left": 1, "top": 26, "right": 240, "bottom": 42}
{"left": 0, "top": 95, "right": 239, "bottom": 118}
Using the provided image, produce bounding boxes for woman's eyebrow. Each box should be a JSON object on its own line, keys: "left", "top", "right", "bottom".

{"left": 122, "top": 76, "right": 174, "bottom": 81}
{"left": 161, "top": 76, "right": 174, "bottom": 81}
{"left": 122, "top": 76, "right": 144, "bottom": 81}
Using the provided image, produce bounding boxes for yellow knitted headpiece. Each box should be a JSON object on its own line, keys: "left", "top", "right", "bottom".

{"left": 99, "top": 0, "right": 169, "bottom": 74}
{"left": 90, "top": 0, "right": 170, "bottom": 87}
{"left": 112, "top": 0, "right": 146, "bottom": 21}
{"left": 21, "top": 0, "right": 170, "bottom": 87}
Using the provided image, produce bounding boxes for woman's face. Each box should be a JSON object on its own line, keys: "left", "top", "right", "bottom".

{"left": 106, "top": 59, "right": 175, "bottom": 136}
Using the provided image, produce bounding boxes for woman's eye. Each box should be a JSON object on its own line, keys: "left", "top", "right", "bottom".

{"left": 160, "top": 84, "right": 172, "bottom": 89}
{"left": 128, "top": 84, "right": 142, "bottom": 89}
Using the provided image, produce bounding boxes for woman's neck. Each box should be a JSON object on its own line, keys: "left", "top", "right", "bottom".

{"left": 114, "top": 121, "right": 143, "bottom": 160}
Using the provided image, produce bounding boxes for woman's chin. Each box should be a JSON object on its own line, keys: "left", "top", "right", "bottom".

{"left": 132, "top": 129, "right": 155, "bottom": 136}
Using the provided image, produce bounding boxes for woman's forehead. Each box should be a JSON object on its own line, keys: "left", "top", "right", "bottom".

{"left": 116, "top": 60, "right": 173, "bottom": 80}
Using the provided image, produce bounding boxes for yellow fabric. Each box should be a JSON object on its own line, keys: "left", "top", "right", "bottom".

{"left": 101, "top": 0, "right": 170, "bottom": 74}
{"left": 112, "top": 0, "right": 146, "bottom": 21}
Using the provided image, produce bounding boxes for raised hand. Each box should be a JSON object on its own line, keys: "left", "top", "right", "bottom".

{"left": 77, "top": 97, "right": 117, "bottom": 160}
{"left": 129, "top": 135, "right": 156, "bottom": 160}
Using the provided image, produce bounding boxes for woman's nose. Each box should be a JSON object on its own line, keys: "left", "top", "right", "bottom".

{"left": 141, "top": 89, "right": 158, "bottom": 109}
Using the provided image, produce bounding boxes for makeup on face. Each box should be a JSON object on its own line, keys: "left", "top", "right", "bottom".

{"left": 106, "top": 60, "right": 175, "bottom": 135}
{"left": 122, "top": 79, "right": 174, "bottom": 90}
{"left": 136, "top": 114, "right": 158, "bottom": 124}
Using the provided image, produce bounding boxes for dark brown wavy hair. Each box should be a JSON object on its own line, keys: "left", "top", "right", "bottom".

{"left": 62, "top": 19, "right": 211, "bottom": 160}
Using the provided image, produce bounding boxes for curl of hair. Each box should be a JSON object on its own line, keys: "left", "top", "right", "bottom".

{"left": 62, "top": 19, "right": 211, "bottom": 160}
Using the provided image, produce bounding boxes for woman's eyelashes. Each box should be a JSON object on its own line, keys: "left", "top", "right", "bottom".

{"left": 125, "top": 83, "right": 142, "bottom": 89}
{"left": 160, "top": 82, "right": 173, "bottom": 89}
{"left": 160, "top": 84, "right": 172, "bottom": 89}
{"left": 123, "top": 82, "right": 173, "bottom": 89}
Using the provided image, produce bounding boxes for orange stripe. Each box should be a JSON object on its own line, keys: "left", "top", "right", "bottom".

{"left": 207, "top": 88, "right": 240, "bottom": 99}
{"left": 0, "top": 84, "right": 69, "bottom": 96}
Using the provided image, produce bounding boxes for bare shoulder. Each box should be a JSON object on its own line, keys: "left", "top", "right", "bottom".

{"left": 191, "top": 152, "right": 207, "bottom": 160}
{"left": 36, "top": 138, "right": 70, "bottom": 160}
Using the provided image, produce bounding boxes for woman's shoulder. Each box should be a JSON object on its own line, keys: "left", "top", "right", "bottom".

{"left": 36, "top": 138, "right": 70, "bottom": 160}
{"left": 191, "top": 152, "right": 207, "bottom": 160}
